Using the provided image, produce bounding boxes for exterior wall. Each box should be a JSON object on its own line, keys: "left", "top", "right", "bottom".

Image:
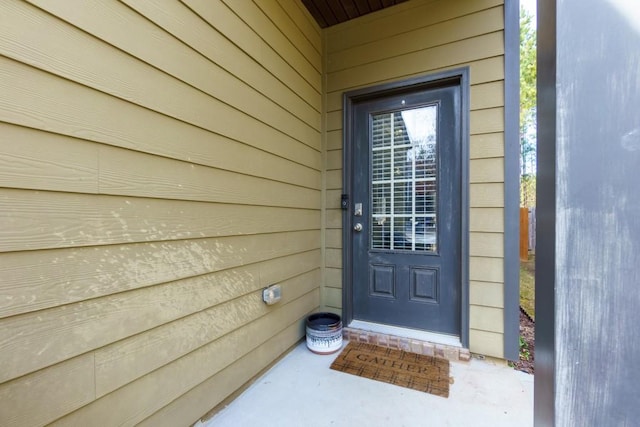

{"left": 322, "top": 0, "right": 507, "bottom": 357}
{"left": 0, "top": 1, "right": 321, "bottom": 426}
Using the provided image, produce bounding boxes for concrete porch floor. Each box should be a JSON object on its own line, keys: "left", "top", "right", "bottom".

{"left": 199, "top": 341, "right": 533, "bottom": 427}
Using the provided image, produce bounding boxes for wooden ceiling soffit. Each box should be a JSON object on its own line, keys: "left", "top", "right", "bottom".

{"left": 301, "top": 0, "right": 410, "bottom": 28}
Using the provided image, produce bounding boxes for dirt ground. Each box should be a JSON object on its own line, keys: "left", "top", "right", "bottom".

{"left": 513, "top": 255, "right": 535, "bottom": 374}
{"left": 512, "top": 309, "right": 535, "bottom": 374}
{"left": 520, "top": 255, "right": 535, "bottom": 318}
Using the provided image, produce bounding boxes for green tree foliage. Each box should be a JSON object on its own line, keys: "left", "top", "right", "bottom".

{"left": 520, "top": 8, "right": 536, "bottom": 126}
{"left": 520, "top": 7, "right": 537, "bottom": 207}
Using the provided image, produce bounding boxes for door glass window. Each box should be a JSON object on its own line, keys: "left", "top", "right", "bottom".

{"left": 371, "top": 105, "right": 438, "bottom": 252}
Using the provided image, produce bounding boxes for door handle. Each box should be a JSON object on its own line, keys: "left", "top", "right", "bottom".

{"left": 353, "top": 223, "right": 363, "bottom": 232}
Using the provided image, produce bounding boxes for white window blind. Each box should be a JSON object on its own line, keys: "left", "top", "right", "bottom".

{"left": 370, "top": 106, "right": 438, "bottom": 252}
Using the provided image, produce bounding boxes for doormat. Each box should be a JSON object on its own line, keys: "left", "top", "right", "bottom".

{"left": 330, "top": 341, "right": 450, "bottom": 398}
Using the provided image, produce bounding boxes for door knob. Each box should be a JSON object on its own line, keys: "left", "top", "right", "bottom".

{"left": 353, "top": 223, "right": 363, "bottom": 232}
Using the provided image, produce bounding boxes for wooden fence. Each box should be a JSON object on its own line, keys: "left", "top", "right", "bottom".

{"left": 528, "top": 207, "right": 536, "bottom": 254}
{"left": 520, "top": 207, "right": 536, "bottom": 261}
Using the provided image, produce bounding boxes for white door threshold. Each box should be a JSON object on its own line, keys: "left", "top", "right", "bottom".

{"left": 348, "top": 320, "right": 462, "bottom": 348}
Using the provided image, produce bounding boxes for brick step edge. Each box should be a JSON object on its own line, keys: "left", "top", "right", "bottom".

{"left": 342, "top": 327, "right": 471, "bottom": 362}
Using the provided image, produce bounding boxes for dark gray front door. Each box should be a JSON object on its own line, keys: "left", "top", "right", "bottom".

{"left": 351, "top": 84, "right": 461, "bottom": 335}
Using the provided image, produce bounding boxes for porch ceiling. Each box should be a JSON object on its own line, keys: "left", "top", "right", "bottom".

{"left": 301, "top": 0, "right": 409, "bottom": 28}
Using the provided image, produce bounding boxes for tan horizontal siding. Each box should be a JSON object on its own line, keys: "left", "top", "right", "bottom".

{"left": 471, "top": 158, "right": 505, "bottom": 183}
{"left": 325, "top": 209, "right": 342, "bottom": 229}
{"left": 325, "top": 267, "right": 342, "bottom": 286}
{"left": 1, "top": 231, "right": 318, "bottom": 319}
{"left": 134, "top": 317, "right": 310, "bottom": 427}
{"left": 2, "top": 1, "right": 320, "bottom": 152}
{"left": 469, "top": 329, "right": 504, "bottom": 358}
{"left": 53, "top": 293, "right": 317, "bottom": 427}
{"left": 325, "top": 190, "right": 343, "bottom": 210}
{"left": 325, "top": 0, "right": 502, "bottom": 52}
{"left": 324, "top": 286, "right": 343, "bottom": 310}
{"left": 471, "top": 107, "right": 505, "bottom": 135}
{"left": 326, "top": 149, "right": 343, "bottom": 170}
{"left": 470, "top": 256, "right": 505, "bottom": 283}
{"left": 470, "top": 232, "right": 504, "bottom": 258}
{"left": 471, "top": 81, "right": 505, "bottom": 110}
{"left": 0, "top": 354, "right": 95, "bottom": 427}
{"left": 325, "top": 231, "right": 342, "bottom": 250}
{"left": 94, "top": 269, "right": 320, "bottom": 398}
{"left": 0, "top": 57, "right": 321, "bottom": 172}
{"left": 325, "top": 248, "right": 343, "bottom": 269}
{"left": 470, "top": 305, "right": 504, "bottom": 333}
{"left": 0, "top": 189, "right": 319, "bottom": 253}
{"left": 276, "top": 0, "right": 322, "bottom": 53}
{"left": 0, "top": 0, "right": 322, "bottom": 424}
{"left": 30, "top": 0, "right": 322, "bottom": 115}
{"left": 0, "top": 245, "right": 320, "bottom": 384}
{"left": 326, "top": 170, "right": 342, "bottom": 190}
{"left": 471, "top": 132, "right": 505, "bottom": 159}
{"left": 471, "top": 183, "right": 505, "bottom": 207}
{"left": 322, "top": 0, "right": 506, "bottom": 358}
{"left": 0, "top": 124, "right": 320, "bottom": 193}
{"left": 327, "top": 31, "right": 503, "bottom": 93}
{"left": 470, "top": 281, "right": 504, "bottom": 308}
{"left": 327, "top": 6, "right": 503, "bottom": 73}
{"left": 326, "top": 131, "right": 341, "bottom": 151}
{"left": 97, "top": 146, "right": 319, "bottom": 208}
{"left": 326, "top": 81, "right": 505, "bottom": 122}
{"left": 125, "top": 0, "right": 320, "bottom": 130}
{"left": 470, "top": 208, "right": 505, "bottom": 233}
{"left": 326, "top": 110, "right": 342, "bottom": 132}
{"left": 0, "top": 123, "right": 99, "bottom": 194}
{"left": 226, "top": 0, "right": 322, "bottom": 75}
{"left": 325, "top": 56, "right": 505, "bottom": 112}
{"left": 183, "top": 0, "right": 321, "bottom": 110}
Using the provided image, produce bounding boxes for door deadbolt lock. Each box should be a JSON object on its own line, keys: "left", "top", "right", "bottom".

{"left": 353, "top": 223, "right": 363, "bottom": 232}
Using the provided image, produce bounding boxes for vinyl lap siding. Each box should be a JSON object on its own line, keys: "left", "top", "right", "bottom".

{"left": 0, "top": 0, "right": 322, "bottom": 425}
{"left": 323, "top": 0, "right": 507, "bottom": 357}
